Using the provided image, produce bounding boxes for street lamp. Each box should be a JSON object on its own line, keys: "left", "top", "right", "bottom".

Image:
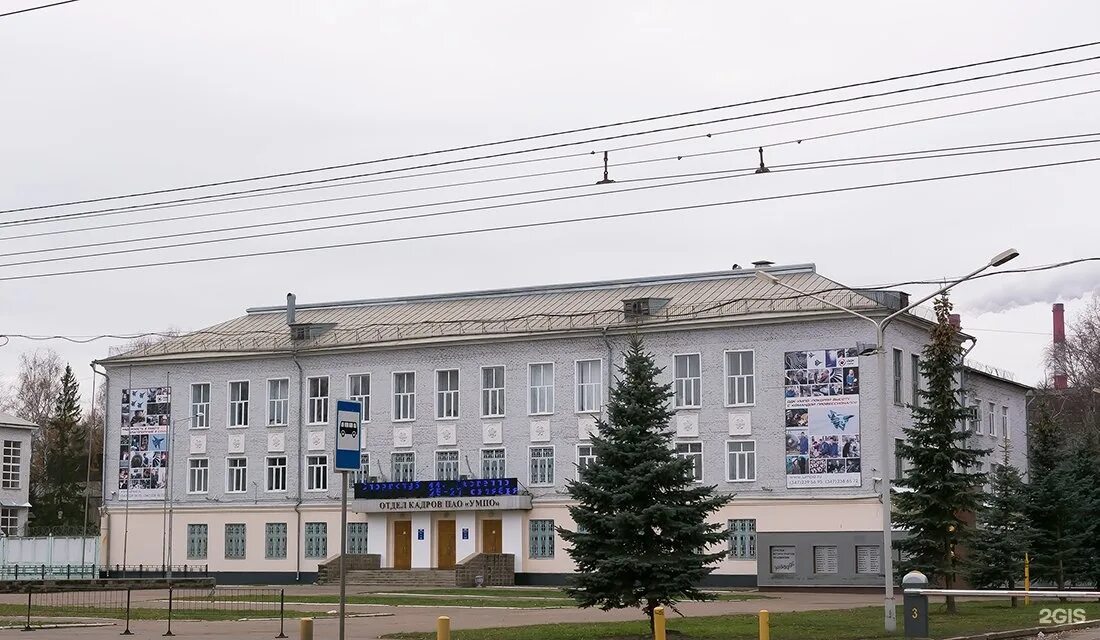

{"left": 755, "top": 248, "right": 1018, "bottom": 633}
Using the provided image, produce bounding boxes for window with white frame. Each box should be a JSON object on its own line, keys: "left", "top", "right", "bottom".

{"left": 306, "top": 454, "right": 328, "bottom": 491}
{"left": 267, "top": 379, "right": 289, "bottom": 426}
{"left": 350, "top": 453, "right": 371, "bottom": 488}
{"left": 436, "top": 369, "right": 459, "bottom": 419}
{"left": 228, "top": 381, "right": 249, "bottom": 427}
{"left": 187, "top": 458, "right": 208, "bottom": 494}
{"left": 1002, "top": 406, "right": 1010, "bottom": 439}
{"left": 392, "top": 452, "right": 415, "bottom": 482}
{"left": 186, "top": 524, "right": 207, "bottom": 559}
{"left": 348, "top": 374, "right": 371, "bottom": 422}
{"left": 911, "top": 354, "right": 921, "bottom": 408}
{"left": 987, "top": 402, "right": 996, "bottom": 436}
{"left": 892, "top": 349, "right": 903, "bottom": 405}
{"left": 969, "top": 398, "right": 982, "bottom": 432}
{"left": 724, "top": 351, "right": 755, "bottom": 406}
{"left": 727, "top": 440, "right": 756, "bottom": 481}
{"left": 575, "top": 360, "right": 602, "bottom": 413}
{"left": 393, "top": 372, "right": 415, "bottom": 421}
{"left": 529, "top": 519, "right": 555, "bottom": 559}
{"left": 528, "top": 363, "right": 554, "bottom": 415}
{"left": 266, "top": 456, "right": 287, "bottom": 492}
{"left": 727, "top": 519, "right": 756, "bottom": 559}
{"left": 308, "top": 376, "right": 329, "bottom": 425}
{"left": 436, "top": 450, "right": 460, "bottom": 481}
{"left": 0, "top": 508, "right": 18, "bottom": 536}
{"left": 224, "top": 523, "right": 246, "bottom": 559}
{"left": 482, "top": 449, "right": 506, "bottom": 479}
{"left": 676, "top": 442, "right": 703, "bottom": 482}
{"left": 529, "top": 446, "right": 555, "bottom": 485}
{"left": 481, "top": 366, "right": 505, "bottom": 418}
{"left": 577, "top": 444, "right": 596, "bottom": 475}
{"left": 226, "top": 457, "right": 247, "bottom": 493}
{"left": 190, "top": 383, "right": 210, "bottom": 429}
{"left": 674, "top": 354, "right": 701, "bottom": 408}
{"left": 1, "top": 440, "right": 20, "bottom": 489}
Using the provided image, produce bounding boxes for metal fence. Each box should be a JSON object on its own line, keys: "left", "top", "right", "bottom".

{"left": 0, "top": 564, "right": 210, "bottom": 580}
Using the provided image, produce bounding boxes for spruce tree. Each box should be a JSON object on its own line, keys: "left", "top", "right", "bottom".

{"left": 967, "top": 443, "right": 1029, "bottom": 606}
{"left": 560, "top": 336, "right": 732, "bottom": 628}
{"left": 33, "top": 365, "right": 86, "bottom": 530}
{"left": 894, "top": 295, "right": 989, "bottom": 613}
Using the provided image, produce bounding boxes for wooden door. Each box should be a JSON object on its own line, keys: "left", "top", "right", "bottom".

{"left": 482, "top": 519, "right": 502, "bottom": 554}
{"left": 437, "top": 520, "right": 456, "bottom": 569}
{"left": 393, "top": 521, "right": 412, "bottom": 570}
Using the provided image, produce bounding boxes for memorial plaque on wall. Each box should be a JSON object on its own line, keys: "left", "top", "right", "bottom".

{"left": 770, "top": 546, "right": 797, "bottom": 574}
{"left": 813, "top": 545, "right": 839, "bottom": 574}
{"left": 857, "top": 545, "right": 882, "bottom": 574}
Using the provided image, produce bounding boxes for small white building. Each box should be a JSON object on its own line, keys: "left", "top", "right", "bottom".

{"left": 0, "top": 413, "right": 36, "bottom": 537}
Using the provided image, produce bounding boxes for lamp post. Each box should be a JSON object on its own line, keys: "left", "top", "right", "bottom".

{"left": 755, "top": 248, "right": 1018, "bottom": 632}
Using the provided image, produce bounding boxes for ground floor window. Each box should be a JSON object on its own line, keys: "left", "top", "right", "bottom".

{"left": 528, "top": 519, "right": 555, "bottom": 559}
{"left": 305, "top": 522, "right": 328, "bottom": 558}
{"left": 187, "top": 524, "right": 207, "bottom": 560}
{"left": 0, "top": 508, "right": 18, "bottom": 536}
{"left": 727, "top": 519, "right": 756, "bottom": 559}
{"left": 225, "top": 523, "right": 246, "bottom": 559}
{"left": 347, "top": 522, "right": 369, "bottom": 555}
{"left": 266, "top": 522, "right": 288, "bottom": 559}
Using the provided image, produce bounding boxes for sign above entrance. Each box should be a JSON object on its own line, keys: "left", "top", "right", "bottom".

{"left": 334, "top": 400, "right": 363, "bottom": 472}
{"left": 352, "top": 494, "right": 533, "bottom": 513}
{"left": 353, "top": 477, "right": 519, "bottom": 500}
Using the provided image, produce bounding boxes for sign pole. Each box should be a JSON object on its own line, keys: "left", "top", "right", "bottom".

{"left": 333, "top": 399, "right": 363, "bottom": 640}
{"left": 339, "top": 470, "right": 348, "bottom": 640}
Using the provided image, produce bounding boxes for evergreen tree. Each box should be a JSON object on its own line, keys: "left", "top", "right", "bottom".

{"left": 894, "top": 295, "right": 989, "bottom": 613}
{"left": 1063, "top": 432, "right": 1100, "bottom": 589}
{"left": 560, "top": 336, "right": 733, "bottom": 628}
{"left": 967, "top": 443, "right": 1029, "bottom": 606}
{"left": 32, "top": 365, "right": 87, "bottom": 530}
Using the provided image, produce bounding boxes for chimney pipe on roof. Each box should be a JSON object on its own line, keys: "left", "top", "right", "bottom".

{"left": 287, "top": 293, "right": 296, "bottom": 326}
{"left": 752, "top": 260, "right": 774, "bottom": 268}
{"left": 1053, "top": 303, "right": 1068, "bottom": 390}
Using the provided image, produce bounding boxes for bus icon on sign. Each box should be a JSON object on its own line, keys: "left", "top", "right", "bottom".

{"left": 339, "top": 420, "right": 358, "bottom": 438}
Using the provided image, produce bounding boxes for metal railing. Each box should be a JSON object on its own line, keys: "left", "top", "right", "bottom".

{"left": 0, "top": 563, "right": 210, "bottom": 580}
{"left": 909, "top": 588, "right": 1100, "bottom": 599}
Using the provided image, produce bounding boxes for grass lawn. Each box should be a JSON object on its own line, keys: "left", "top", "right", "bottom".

{"left": 383, "top": 601, "right": 1100, "bottom": 640}
{"left": 0, "top": 603, "right": 321, "bottom": 622}
{"left": 181, "top": 592, "right": 573, "bottom": 609}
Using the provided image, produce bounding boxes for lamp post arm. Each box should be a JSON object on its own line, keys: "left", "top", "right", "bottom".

{"left": 765, "top": 278, "right": 880, "bottom": 330}
{"left": 881, "top": 262, "right": 994, "bottom": 331}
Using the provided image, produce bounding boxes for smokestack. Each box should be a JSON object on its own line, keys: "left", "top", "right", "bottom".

{"left": 1053, "top": 303, "right": 1068, "bottom": 390}
{"left": 287, "top": 293, "right": 297, "bottom": 326}
{"left": 949, "top": 314, "right": 961, "bottom": 330}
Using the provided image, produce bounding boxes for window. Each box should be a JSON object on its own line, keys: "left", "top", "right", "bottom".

{"left": 856, "top": 545, "right": 883, "bottom": 574}
{"left": 676, "top": 442, "right": 703, "bottom": 482}
{"left": 265, "top": 523, "right": 287, "bottom": 559}
{"left": 348, "top": 374, "right": 371, "bottom": 422}
{"left": 224, "top": 523, "right": 246, "bottom": 559}
{"left": 911, "top": 354, "right": 921, "bottom": 408}
{"left": 813, "top": 545, "right": 839, "bottom": 574}
{"left": 436, "top": 369, "right": 460, "bottom": 419}
{"left": 1002, "top": 406, "right": 1010, "bottom": 440}
{"left": 308, "top": 376, "right": 329, "bottom": 425}
{"left": 575, "top": 360, "right": 602, "bottom": 413}
{"left": 190, "top": 383, "right": 210, "bottom": 429}
{"left": 393, "top": 372, "right": 415, "bottom": 421}
{"left": 970, "top": 398, "right": 982, "bottom": 432}
{"left": 228, "top": 381, "right": 249, "bottom": 427}
{"left": 726, "top": 441, "right": 756, "bottom": 482}
{"left": 347, "top": 522, "right": 369, "bottom": 555}
{"left": 266, "top": 456, "right": 287, "bottom": 492}
{"left": 186, "top": 524, "right": 207, "bottom": 560}
{"left": 674, "top": 354, "right": 701, "bottom": 408}
{"left": 436, "top": 450, "right": 460, "bottom": 481}
{"left": 892, "top": 349, "right": 903, "bottom": 405}
{"left": 724, "top": 350, "right": 755, "bottom": 406}
{"left": 987, "top": 402, "right": 996, "bottom": 436}
{"left": 1, "top": 440, "right": 20, "bottom": 489}
{"left": 577, "top": 444, "right": 596, "bottom": 474}
{"left": 392, "top": 452, "right": 415, "bottom": 482}
{"left": 529, "top": 446, "right": 555, "bottom": 486}
{"left": 305, "top": 522, "right": 328, "bottom": 558}
{"left": 350, "top": 453, "right": 371, "bottom": 488}
{"left": 727, "top": 519, "right": 756, "bottom": 559}
{"left": 267, "top": 379, "right": 289, "bottom": 426}
{"left": 306, "top": 455, "right": 328, "bottom": 491}
{"left": 0, "top": 508, "right": 18, "bottom": 536}
{"left": 481, "top": 449, "right": 506, "bottom": 479}
{"left": 529, "top": 519, "right": 555, "bottom": 559}
{"left": 188, "top": 458, "right": 208, "bottom": 494}
{"left": 528, "top": 363, "right": 554, "bottom": 415}
{"left": 894, "top": 438, "right": 904, "bottom": 481}
{"left": 226, "top": 457, "right": 247, "bottom": 493}
{"left": 481, "top": 366, "right": 506, "bottom": 418}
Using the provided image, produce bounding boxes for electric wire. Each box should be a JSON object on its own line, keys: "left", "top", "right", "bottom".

{"left": 1, "top": 156, "right": 1096, "bottom": 283}
{"left": 6, "top": 52, "right": 1100, "bottom": 221}
{"left": 0, "top": 0, "right": 78, "bottom": 18}
{"left": 4, "top": 135, "right": 1100, "bottom": 269}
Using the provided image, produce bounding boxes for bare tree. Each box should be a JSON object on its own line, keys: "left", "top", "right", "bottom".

{"left": 2, "top": 349, "right": 64, "bottom": 502}
{"left": 1044, "top": 296, "right": 1100, "bottom": 444}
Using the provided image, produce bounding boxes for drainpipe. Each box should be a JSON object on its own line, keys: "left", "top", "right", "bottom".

{"left": 293, "top": 354, "right": 304, "bottom": 582}
{"left": 601, "top": 327, "right": 613, "bottom": 407}
{"left": 91, "top": 362, "right": 109, "bottom": 568}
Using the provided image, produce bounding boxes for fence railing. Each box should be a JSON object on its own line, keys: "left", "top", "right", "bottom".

{"left": 902, "top": 588, "right": 1100, "bottom": 639}
{"left": 0, "top": 564, "right": 210, "bottom": 580}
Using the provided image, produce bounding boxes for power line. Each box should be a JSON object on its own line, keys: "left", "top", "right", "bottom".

{"left": 5, "top": 135, "right": 1099, "bottom": 269}
{"left": 6, "top": 76, "right": 1100, "bottom": 236}
{"left": 5, "top": 49, "right": 1100, "bottom": 218}
{"left": 0, "top": 0, "right": 78, "bottom": 18}
{"left": 2, "top": 156, "right": 1096, "bottom": 283}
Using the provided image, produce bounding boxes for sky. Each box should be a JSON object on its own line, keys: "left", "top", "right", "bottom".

{"left": 2, "top": 1, "right": 1100, "bottom": 403}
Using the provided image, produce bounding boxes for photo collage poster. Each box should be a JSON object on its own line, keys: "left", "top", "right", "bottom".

{"left": 119, "top": 387, "right": 171, "bottom": 500}
{"left": 783, "top": 348, "right": 862, "bottom": 488}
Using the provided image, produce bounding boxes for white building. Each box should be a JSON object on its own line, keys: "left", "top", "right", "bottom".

{"left": 0, "top": 413, "right": 36, "bottom": 537}
{"left": 96, "top": 264, "right": 1028, "bottom": 585}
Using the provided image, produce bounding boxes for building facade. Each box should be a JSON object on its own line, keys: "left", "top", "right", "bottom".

{"left": 0, "top": 413, "right": 36, "bottom": 537}
{"left": 97, "top": 264, "right": 1029, "bottom": 585}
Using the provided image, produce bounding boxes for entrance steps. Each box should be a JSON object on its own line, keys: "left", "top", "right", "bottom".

{"left": 343, "top": 569, "right": 457, "bottom": 587}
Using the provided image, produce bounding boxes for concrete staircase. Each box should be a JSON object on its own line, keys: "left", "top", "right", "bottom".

{"left": 343, "top": 569, "right": 457, "bottom": 587}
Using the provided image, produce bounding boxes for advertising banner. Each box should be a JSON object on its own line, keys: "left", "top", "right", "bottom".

{"left": 119, "top": 387, "right": 171, "bottom": 500}
{"left": 783, "top": 348, "right": 862, "bottom": 488}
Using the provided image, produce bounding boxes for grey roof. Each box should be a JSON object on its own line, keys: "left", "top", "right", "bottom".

{"left": 103, "top": 263, "right": 902, "bottom": 363}
{"left": 0, "top": 413, "right": 37, "bottom": 430}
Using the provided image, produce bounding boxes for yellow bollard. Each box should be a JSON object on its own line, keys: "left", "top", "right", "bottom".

{"left": 299, "top": 617, "right": 314, "bottom": 640}
{"left": 759, "top": 609, "right": 770, "bottom": 640}
{"left": 1024, "top": 552, "right": 1031, "bottom": 606}
{"left": 437, "top": 615, "right": 451, "bottom": 640}
{"left": 653, "top": 606, "right": 666, "bottom": 640}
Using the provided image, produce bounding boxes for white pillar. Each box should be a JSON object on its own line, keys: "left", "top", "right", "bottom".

{"left": 411, "top": 513, "right": 432, "bottom": 569}
{"left": 367, "top": 514, "right": 388, "bottom": 567}
{"left": 502, "top": 511, "right": 523, "bottom": 573}
{"left": 456, "top": 512, "right": 476, "bottom": 562}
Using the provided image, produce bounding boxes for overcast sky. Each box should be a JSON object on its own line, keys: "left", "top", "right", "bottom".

{"left": 2, "top": 1, "right": 1099, "bottom": 402}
